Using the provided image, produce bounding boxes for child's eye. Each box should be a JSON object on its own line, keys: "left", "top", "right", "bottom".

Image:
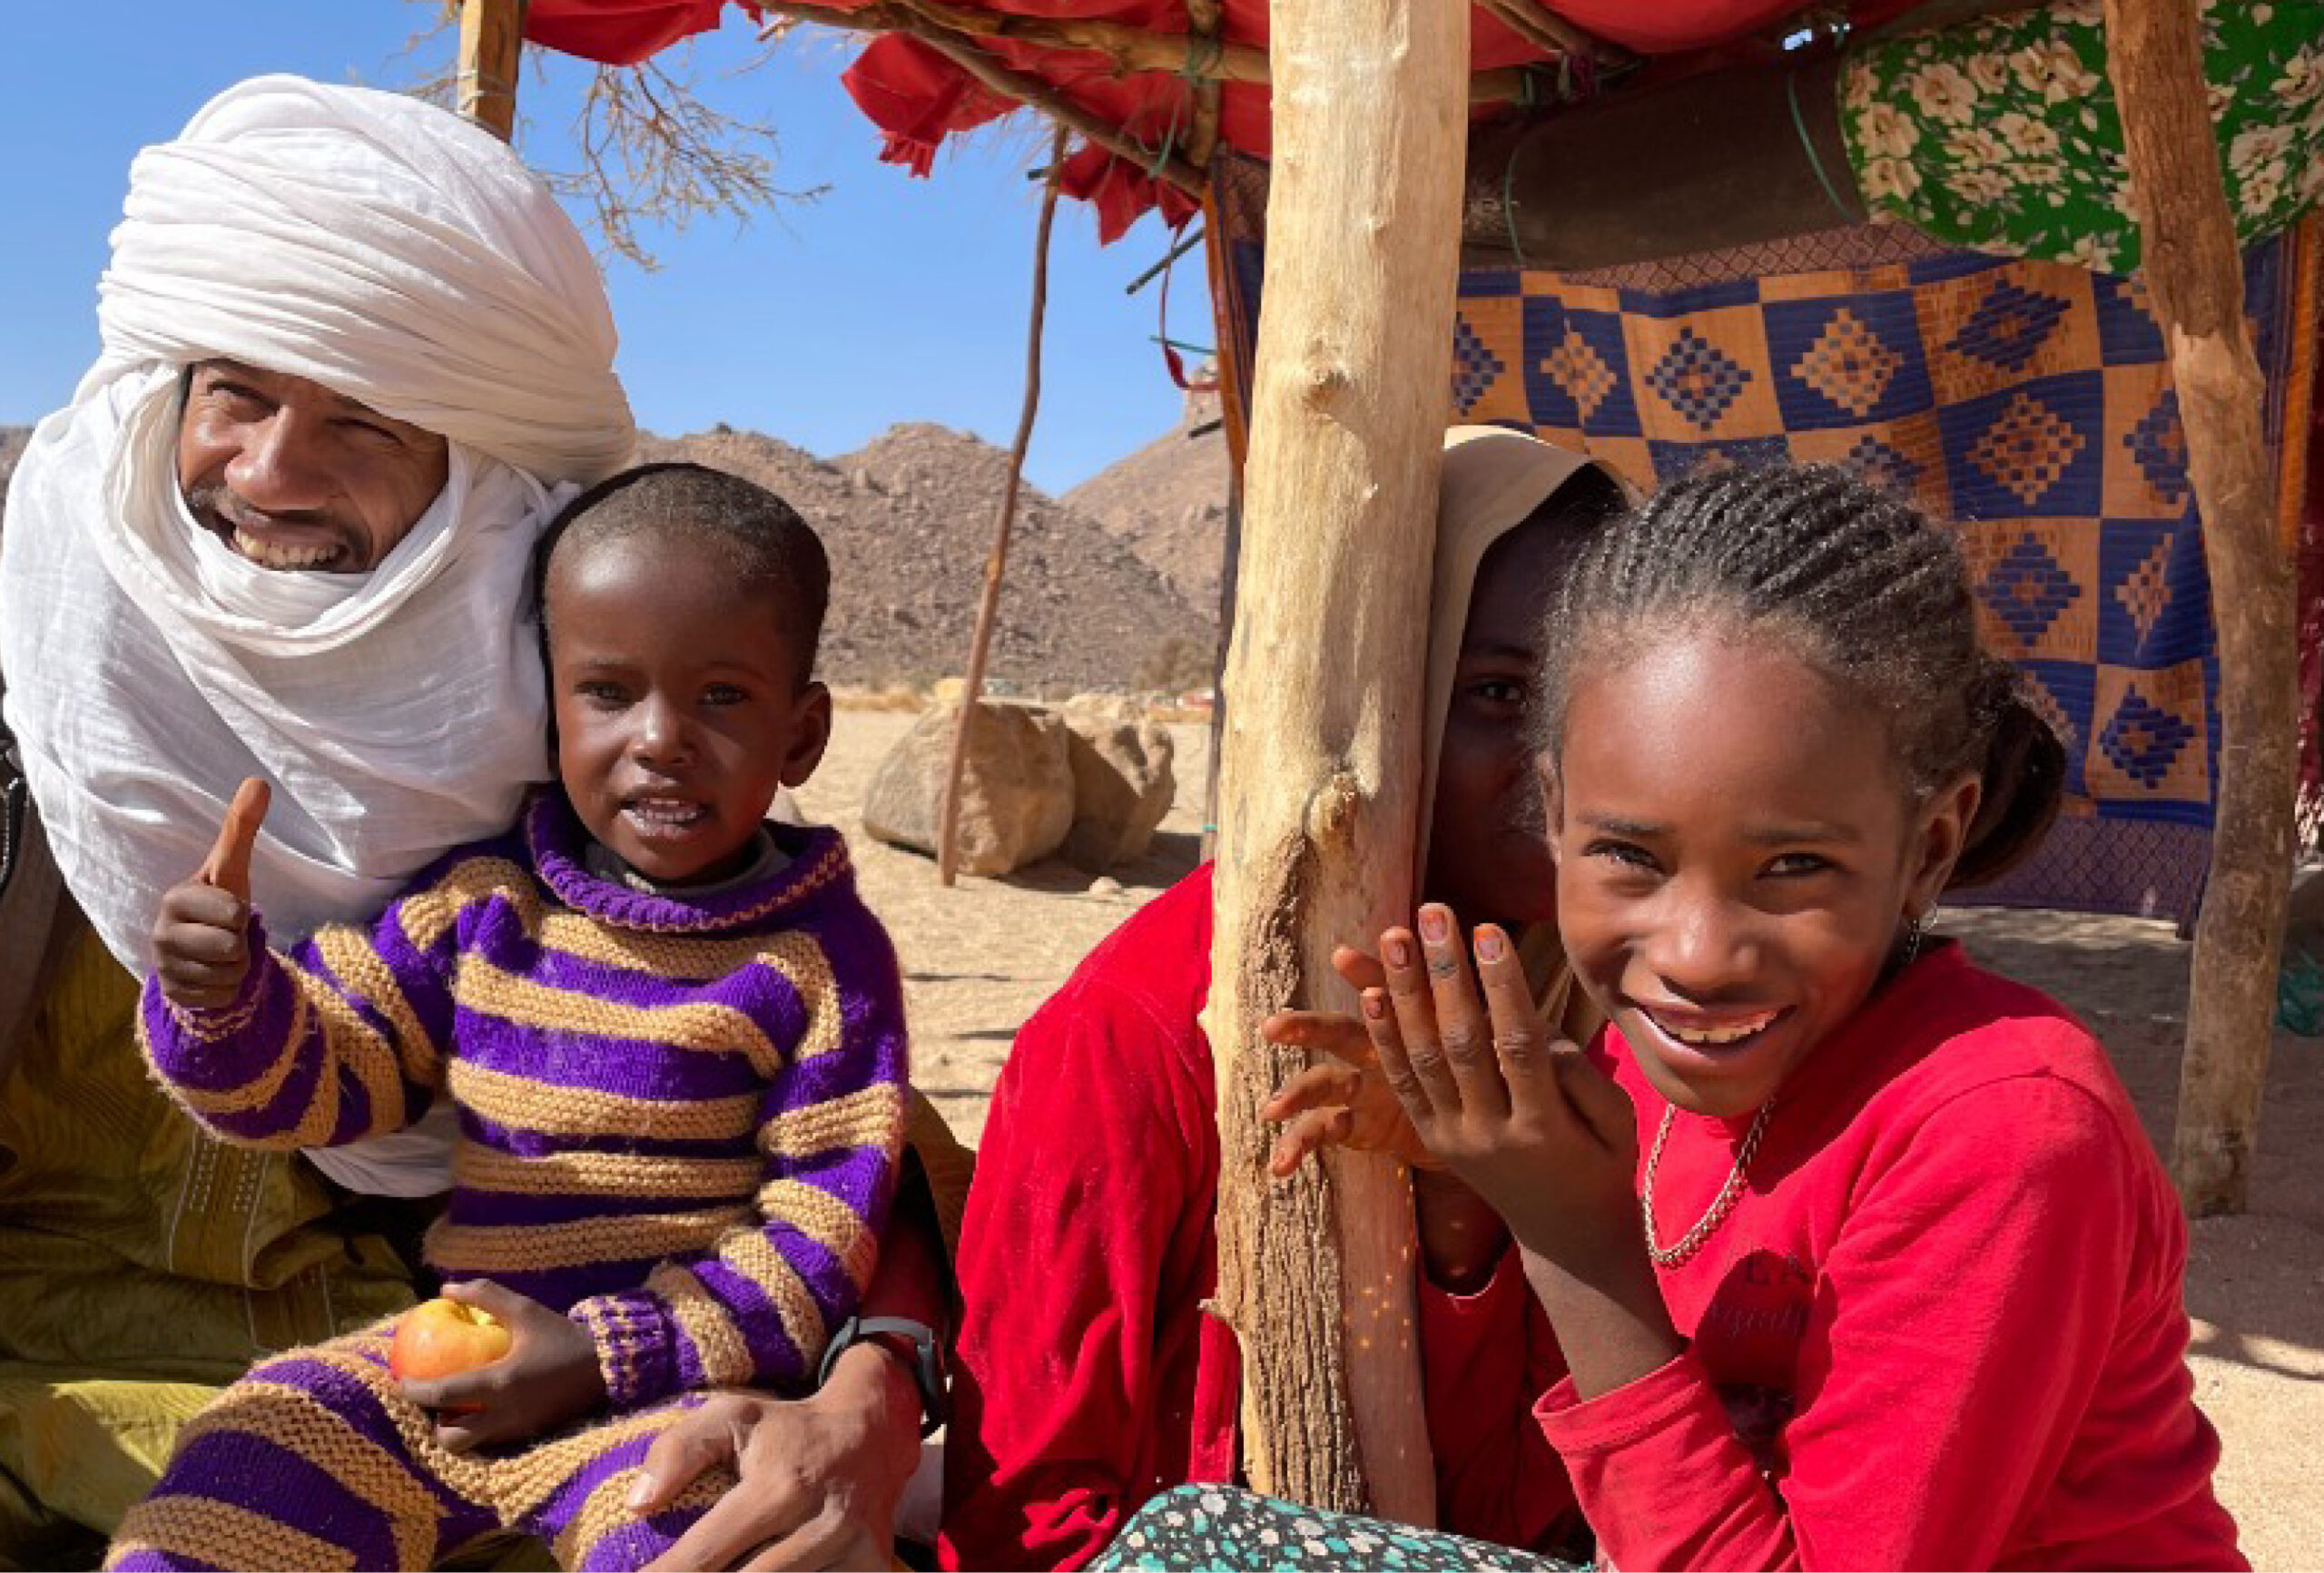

{"left": 1764, "top": 852, "right": 1835, "bottom": 878}
{"left": 1584, "top": 839, "right": 1660, "bottom": 873}
{"left": 1467, "top": 677, "right": 1526, "bottom": 707}
{"left": 576, "top": 681, "right": 628, "bottom": 707}
{"left": 702, "top": 683, "right": 748, "bottom": 706}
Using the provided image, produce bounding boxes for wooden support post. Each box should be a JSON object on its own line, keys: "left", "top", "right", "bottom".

{"left": 2103, "top": 0, "right": 2297, "bottom": 1215}
{"left": 1200, "top": 0, "right": 1467, "bottom": 1519}
{"left": 936, "top": 131, "right": 1068, "bottom": 888}
{"left": 1183, "top": 0, "right": 1226, "bottom": 172}
{"left": 458, "top": 0, "right": 527, "bottom": 143}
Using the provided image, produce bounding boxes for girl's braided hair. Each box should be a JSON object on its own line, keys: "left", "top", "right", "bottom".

{"left": 1536, "top": 463, "right": 2063, "bottom": 888}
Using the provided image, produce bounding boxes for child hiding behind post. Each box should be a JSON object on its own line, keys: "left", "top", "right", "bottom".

{"left": 112, "top": 463, "right": 908, "bottom": 1571}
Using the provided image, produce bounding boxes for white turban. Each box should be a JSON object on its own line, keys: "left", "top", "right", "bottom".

{"left": 100, "top": 74, "right": 632, "bottom": 483}
{"left": 0, "top": 76, "right": 636, "bottom": 1194}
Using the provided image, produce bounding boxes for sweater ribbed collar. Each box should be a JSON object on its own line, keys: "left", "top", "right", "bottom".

{"left": 523, "top": 789, "right": 852, "bottom": 936}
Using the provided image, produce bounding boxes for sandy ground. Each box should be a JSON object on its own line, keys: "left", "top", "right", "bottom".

{"left": 807, "top": 709, "right": 2321, "bottom": 1569}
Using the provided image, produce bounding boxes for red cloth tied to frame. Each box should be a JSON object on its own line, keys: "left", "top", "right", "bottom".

{"left": 523, "top": 0, "right": 1927, "bottom": 239}
{"left": 527, "top": 0, "right": 741, "bottom": 64}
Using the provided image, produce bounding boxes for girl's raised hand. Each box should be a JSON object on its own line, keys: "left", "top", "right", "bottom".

{"left": 1367, "top": 903, "right": 1640, "bottom": 1275}
{"left": 1263, "top": 945, "right": 1442, "bottom": 1176}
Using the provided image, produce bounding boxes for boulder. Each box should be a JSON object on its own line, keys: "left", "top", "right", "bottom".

{"left": 862, "top": 701, "right": 1075, "bottom": 876}
{"left": 1059, "top": 701, "right": 1177, "bottom": 871}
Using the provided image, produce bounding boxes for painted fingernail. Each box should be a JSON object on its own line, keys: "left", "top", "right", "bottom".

{"left": 1475, "top": 926, "right": 1507, "bottom": 962}
{"left": 1418, "top": 907, "right": 1450, "bottom": 943}
{"left": 1363, "top": 990, "right": 1387, "bottom": 1019}
{"left": 625, "top": 1478, "right": 654, "bottom": 1509}
{"left": 1383, "top": 934, "right": 1412, "bottom": 968}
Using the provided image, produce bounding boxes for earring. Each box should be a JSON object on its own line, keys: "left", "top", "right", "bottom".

{"left": 1901, "top": 909, "right": 1928, "bottom": 968}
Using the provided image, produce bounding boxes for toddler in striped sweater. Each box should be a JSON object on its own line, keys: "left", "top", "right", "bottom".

{"left": 112, "top": 463, "right": 909, "bottom": 1571}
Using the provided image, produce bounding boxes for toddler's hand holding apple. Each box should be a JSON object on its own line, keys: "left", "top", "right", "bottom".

{"left": 389, "top": 1296, "right": 513, "bottom": 1385}
{"left": 393, "top": 1281, "right": 609, "bottom": 1452}
{"left": 153, "top": 778, "right": 271, "bottom": 1012}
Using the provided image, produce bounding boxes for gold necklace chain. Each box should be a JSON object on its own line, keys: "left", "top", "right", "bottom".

{"left": 1641, "top": 1096, "right": 1775, "bottom": 1269}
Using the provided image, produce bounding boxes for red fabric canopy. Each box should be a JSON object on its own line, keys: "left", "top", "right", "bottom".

{"left": 525, "top": 0, "right": 1922, "bottom": 239}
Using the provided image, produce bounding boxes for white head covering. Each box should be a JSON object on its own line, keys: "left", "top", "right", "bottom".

{"left": 1421, "top": 427, "right": 1633, "bottom": 1042}
{"left": 0, "top": 75, "right": 636, "bottom": 1194}
{"left": 1418, "top": 426, "right": 1631, "bottom": 866}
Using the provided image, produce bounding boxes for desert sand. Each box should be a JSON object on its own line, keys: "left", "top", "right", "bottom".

{"left": 805, "top": 708, "right": 2321, "bottom": 1570}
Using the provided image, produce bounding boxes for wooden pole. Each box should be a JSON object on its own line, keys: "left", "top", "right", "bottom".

{"left": 1199, "top": 0, "right": 1466, "bottom": 1519}
{"left": 759, "top": 1, "right": 1535, "bottom": 109}
{"left": 458, "top": 0, "right": 527, "bottom": 142}
{"left": 1183, "top": 0, "right": 1226, "bottom": 172}
{"left": 935, "top": 130, "right": 1068, "bottom": 888}
{"left": 899, "top": 0, "right": 1271, "bottom": 84}
{"left": 2103, "top": 0, "right": 2297, "bottom": 1215}
{"left": 761, "top": 5, "right": 1204, "bottom": 195}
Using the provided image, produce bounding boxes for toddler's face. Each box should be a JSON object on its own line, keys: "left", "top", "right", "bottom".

{"left": 1547, "top": 632, "right": 1970, "bottom": 1118}
{"left": 545, "top": 536, "right": 829, "bottom": 885}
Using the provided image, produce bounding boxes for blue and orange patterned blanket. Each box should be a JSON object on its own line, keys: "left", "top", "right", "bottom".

{"left": 1210, "top": 159, "right": 2315, "bottom": 924}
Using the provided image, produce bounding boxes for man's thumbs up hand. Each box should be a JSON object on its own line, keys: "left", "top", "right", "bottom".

{"left": 154, "top": 778, "right": 271, "bottom": 1011}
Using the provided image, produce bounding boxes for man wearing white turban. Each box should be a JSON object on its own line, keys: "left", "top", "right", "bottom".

{"left": 0, "top": 77, "right": 960, "bottom": 1562}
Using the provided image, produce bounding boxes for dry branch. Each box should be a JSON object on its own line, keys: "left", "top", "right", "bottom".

{"left": 938, "top": 129, "right": 1068, "bottom": 887}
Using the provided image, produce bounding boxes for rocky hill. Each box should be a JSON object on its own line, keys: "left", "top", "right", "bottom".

{"left": 1062, "top": 379, "right": 1231, "bottom": 610}
{"left": 645, "top": 422, "right": 1216, "bottom": 693}
{"left": 0, "top": 426, "right": 29, "bottom": 520}
{"left": 0, "top": 414, "right": 1226, "bottom": 694}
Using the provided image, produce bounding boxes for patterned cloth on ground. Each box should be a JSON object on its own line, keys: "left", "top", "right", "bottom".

{"left": 1090, "top": 1485, "right": 1579, "bottom": 1573}
{"left": 1209, "top": 158, "right": 2318, "bottom": 923}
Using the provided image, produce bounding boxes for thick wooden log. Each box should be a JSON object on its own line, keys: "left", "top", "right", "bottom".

{"left": 2103, "top": 0, "right": 2296, "bottom": 1214}
{"left": 458, "top": 0, "right": 527, "bottom": 142}
{"left": 1200, "top": 0, "right": 1466, "bottom": 1519}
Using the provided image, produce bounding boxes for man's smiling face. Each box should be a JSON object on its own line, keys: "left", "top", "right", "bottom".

{"left": 176, "top": 359, "right": 450, "bottom": 574}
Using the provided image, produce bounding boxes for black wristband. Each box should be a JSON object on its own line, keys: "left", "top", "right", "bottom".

{"left": 818, "top": 1314, "right": 950, "bottom": 1437}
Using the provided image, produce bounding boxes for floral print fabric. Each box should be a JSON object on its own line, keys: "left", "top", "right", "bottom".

{"left": 1090, "top": 1484, "right": 1580, "bottom": 1572}
{"left": 1839, "top": 0, "right": 2324, "bottom": 271}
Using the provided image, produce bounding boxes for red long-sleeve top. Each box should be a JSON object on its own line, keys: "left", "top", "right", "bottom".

{"left": 939, "top": 866, "right": 1581, "bottom": 1570}
{"left": 1522, "top": 941, "right": 2240, "bottom": 1570}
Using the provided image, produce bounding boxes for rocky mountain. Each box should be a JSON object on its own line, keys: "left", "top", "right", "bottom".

{"left": 0, "top": 412, "right": 1229, "bottom": 694}
{"left": 645, "top": 422, "right": 1216, "bottom": 693}
{"left": 1062, "top": 379, "right": 1231, "bottom": 611}
{"left": 0, "top": 426, "right": 30, "bottom": 521}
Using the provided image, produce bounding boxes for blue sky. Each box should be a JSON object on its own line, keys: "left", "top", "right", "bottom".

{"left": 0, "top": 3, "right": 1214, "bottom": 493}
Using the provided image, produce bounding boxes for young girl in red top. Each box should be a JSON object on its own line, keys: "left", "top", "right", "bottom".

{"left": 1265, "top": 463, "right": 2241, "bottom": 1570}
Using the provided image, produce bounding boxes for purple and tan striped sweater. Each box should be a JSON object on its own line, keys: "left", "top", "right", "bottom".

{"left": 138, "top": 791, "right": 909, "bottom": 1411}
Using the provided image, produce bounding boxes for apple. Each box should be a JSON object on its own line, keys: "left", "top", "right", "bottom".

{"left": 389, "top": 1297, "right": 512, "bottom": 1388}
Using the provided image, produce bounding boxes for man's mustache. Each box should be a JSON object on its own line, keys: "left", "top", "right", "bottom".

{"left": 182, "top": 481, "right": 346, "bottom": 536}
